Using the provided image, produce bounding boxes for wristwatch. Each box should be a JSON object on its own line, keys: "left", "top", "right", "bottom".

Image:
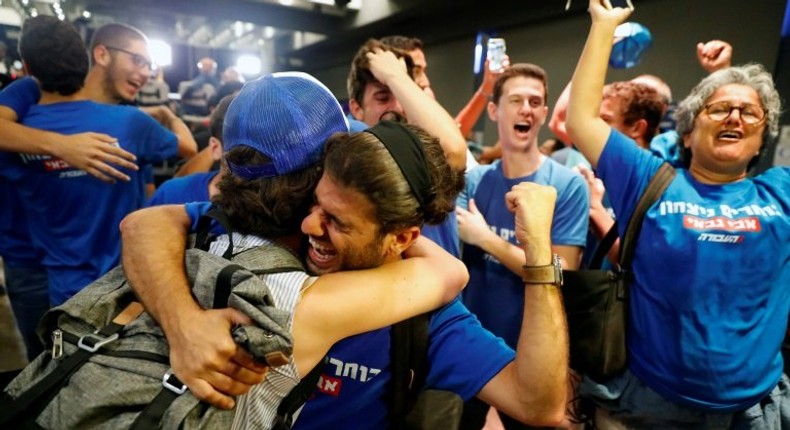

{"left": 522, "top": 254, "right": 563, "bottom": 287}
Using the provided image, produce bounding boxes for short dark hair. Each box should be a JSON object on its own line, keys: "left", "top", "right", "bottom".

{"left": 323, "top": 125, "right": 464, "bottom": 235}
{"left": 89, "top": 23, "right": 147, "bottom": 65}
{"left": 214, "top": 146, "right": 322, "bottom": 238}
{"left": 379, "top": 35, "right": 423, "bottom": 52}
{"left": 603, "top": 81, "right": 665, "bottom": 143}
{"left": 346, "top": 39, "right": 414, "bottom": 107}
{"left": 19, "top": 16, "right": 88, "bottom": 96}
{"left": 491, "top": 63, "right": 549, "bottom": 106}
{"left": 210, "top": 94, "right": 235, "bottom": 141}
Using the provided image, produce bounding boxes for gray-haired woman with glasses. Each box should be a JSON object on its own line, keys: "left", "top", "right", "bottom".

{"left": 563, "top": 0, "right": 790, "bottom": 428}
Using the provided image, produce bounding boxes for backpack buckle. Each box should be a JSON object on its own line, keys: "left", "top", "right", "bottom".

{"left": 77, "top": 332, "right": 119, "bottom": 352}
{"left": 162, "top": 370, "right": 188, "bottom": 395}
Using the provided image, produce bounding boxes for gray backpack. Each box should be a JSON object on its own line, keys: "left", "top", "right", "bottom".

{"left": 0, "top": 210, "right": 303, "bottom": 429}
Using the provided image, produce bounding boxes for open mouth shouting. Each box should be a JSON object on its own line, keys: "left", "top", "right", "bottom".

{"left": 716, "top": 129, "right": 743, "bottom": 142}
{"left": 514, "top": 121, "right": 532, "bottom": 138}
{"left": 307, "top": 236, "right": 339, "bottom": 273}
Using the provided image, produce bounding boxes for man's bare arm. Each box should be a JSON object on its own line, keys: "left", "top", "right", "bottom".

{"left": 475, "top": 183, "right": 568, "bottom": 426}
{"left": 0, "top": 107, "right": 137, "bottom": 182}
{"left": 120, "top": 205, "right": 266, "bottom": 409}
{"left": 140, "top": 106, "right": 198, "bottom": 159}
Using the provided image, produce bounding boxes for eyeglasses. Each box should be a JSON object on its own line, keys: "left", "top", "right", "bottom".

{"left": 703, "top": 101, "right": 766, "bottom": 125}
{"left": 104, "top": 46, "right": 152, "bottom": 71}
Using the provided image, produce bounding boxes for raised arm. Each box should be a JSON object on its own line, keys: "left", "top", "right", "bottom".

{"left": 566, "top": 0, "right": 633, "bottom": 168}
{"left": 367, "top": 49, "right": 468, "bottom": 171}
{"left": 140, "top": 105, "right": 198, "bottom": 159}
{"left": 119, "top": 205, "right": 266, "bottom": 410}
{"left": 474, "top": 182, "right": 568, "bottom": 426}
{"left": 696, "top": 40, "right": 732, "bottom": 73}
{"left": 0, "top": 106, "right": 138, "bottom": 182}
{"left": 455, "top": 59, "right": 507, "bottom": 138}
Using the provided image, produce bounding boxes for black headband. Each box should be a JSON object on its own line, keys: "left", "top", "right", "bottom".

{"left": 365, "top": 121, "right": 435, "bottom": 210}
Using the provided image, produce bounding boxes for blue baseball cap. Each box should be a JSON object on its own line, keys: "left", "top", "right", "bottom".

{"left": 223, "top": 71, "right": 349, "bottom": 179}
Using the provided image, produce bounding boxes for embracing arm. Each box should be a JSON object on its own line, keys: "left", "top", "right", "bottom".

{"left": 368, "top": 50, "right": 467, "bottom": 171}
{"left": 295, "top": 236, "right": 467, "bottom": 345}
{"left": 120, "top": 205, "right": 265, "bottom": 409}
{"left": 566, "top": 0, "right": 633, "bottom": 168}
{"left": 474, "top": 183, "right": 568, "bottom": 426}
{"left": 140, "top": 105, "right": 198, "bottom": 159}
{"left": 0, "top": 106, "right": 137, "bottom": 182}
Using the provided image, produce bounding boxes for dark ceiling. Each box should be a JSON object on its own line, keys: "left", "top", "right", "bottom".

{"left": 3, "top": 0, "right": 595, "bottom": 73}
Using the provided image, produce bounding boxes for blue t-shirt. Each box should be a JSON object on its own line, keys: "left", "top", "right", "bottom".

{"left": 599, "top": 129, "right": 790, "bottom": 411}
{"left": 0, "top": 78, "right": 43, "bottom": 267}
{"left": 458, "top": 158, "right": 589, "bottom": 348}
{"left": 293, "top": 299, "right": 512, "bottom": 429}
{"left": 183, "top": 203, "right": 514, "bottom": 428}
{"left": 148, "top": 171, "right": 217, "bottom": 206}
{"left": 4, "top": 100, "right": 178, "bottom": 305}
{"left": 0, "top": 76, "right": 40, "bottom": 116}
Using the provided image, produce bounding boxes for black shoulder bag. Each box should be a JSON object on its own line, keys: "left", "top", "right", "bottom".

{"left": 562, "top": 162, "right": 675, "bottom": 382}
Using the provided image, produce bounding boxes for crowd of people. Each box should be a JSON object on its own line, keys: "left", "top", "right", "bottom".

{"left": 1, "top": 0, "right": 788, "bottom": 429}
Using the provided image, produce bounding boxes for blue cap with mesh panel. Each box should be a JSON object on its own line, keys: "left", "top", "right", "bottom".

{"left": 223, "top": 71, "right": 349, "bottom": 179}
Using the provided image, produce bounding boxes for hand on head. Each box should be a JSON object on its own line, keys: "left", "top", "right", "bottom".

{"left": 366, "top": 48, "right": 409, "bottom": 86}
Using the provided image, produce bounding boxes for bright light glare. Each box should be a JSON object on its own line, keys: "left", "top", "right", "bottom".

{"left": 236, "top": 55, "right": 262, "bottom": 76}
{"left": 148, "top": 39, "right": 172, "bottom": 67}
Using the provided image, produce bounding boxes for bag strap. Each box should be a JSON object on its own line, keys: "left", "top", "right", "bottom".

{"left": 0, "top": 302, "right": 144, "bottom": 426}
{"left": 587, "top": 222, "right": 619, "bottom": 270}
{"left": 389, "top": 312, "right": 431, "bottom": 429}
{"left": 129, "top": 371, "right": 188, "bottom": 430}
{"left": 618, "top": 162, "right": 676, "bottom": 269}
{"left": 272, "top": 361, "right": 324, "bottom": 430}
{"left": 194, "top": 205, "right": 235, "bottom": 259}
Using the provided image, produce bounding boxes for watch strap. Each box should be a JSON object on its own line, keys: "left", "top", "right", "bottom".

{"left": 522, "top": 254, "right": 563, "bottom": 286}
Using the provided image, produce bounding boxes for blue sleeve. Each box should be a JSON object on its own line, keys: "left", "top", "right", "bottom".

{"left": 147, "top": 180, "right": 171, "bottom": 207}
{"left": 598, "top": 129, "right": 664, "bottom": 233}
{"left": 425, "top": 299, "right": 514, "bottom": 400}
{"left": 132, "top": 111, "right": 179, "bottom": 163}
{"left": 457, "top": 164, "right": 491, "bottom": 210}
{"left": 551, "top": 171, "right": 590, "bottom": 247}
{"left": 649, "top": 131, "right": 683, "bottom": 167}
{"left": 0, "top": 77, "right": 40, "bottom": 118}
{"left": 185, "top": 201, "right": 213, "bottom": 232}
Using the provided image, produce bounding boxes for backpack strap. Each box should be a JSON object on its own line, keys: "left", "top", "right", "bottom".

{"left": 389, "top": 312, "right": 431, "bottom": 429}
{"left": 0, "top": 302, "right": 144, "bottom": 426}
{"left": 272, "top": 361, "right": 324, "bottom": 430}
{"left": 129, "top": 371, "right": 188, "bottom": 430}
{"left": 194, "top": 205, "right": 235, "bottom": 259}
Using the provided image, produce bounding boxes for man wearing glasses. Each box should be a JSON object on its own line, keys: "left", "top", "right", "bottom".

{"left": 0, "top": 17, "right": 196, "bottom": 361}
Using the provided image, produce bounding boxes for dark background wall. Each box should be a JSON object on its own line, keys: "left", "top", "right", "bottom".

{"left": 312, "top": 0, "right": 787, "bottom": 146}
